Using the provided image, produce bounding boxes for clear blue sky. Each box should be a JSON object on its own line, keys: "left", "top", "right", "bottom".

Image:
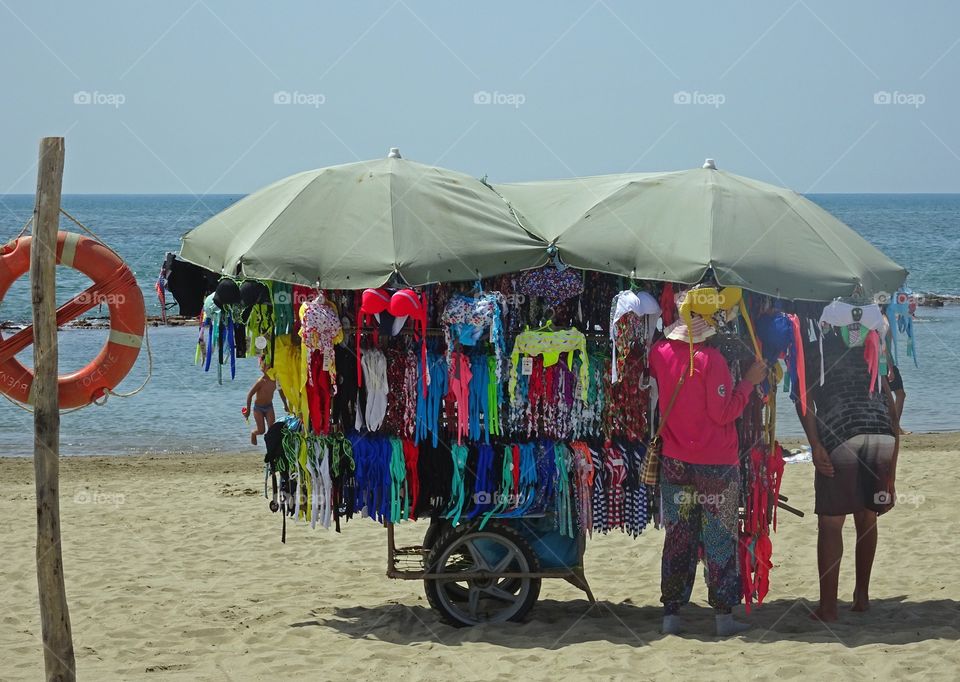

{"left": 1, "top": 0, "right": 957, "bottom": 194}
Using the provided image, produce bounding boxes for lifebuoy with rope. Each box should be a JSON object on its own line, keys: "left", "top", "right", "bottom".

{"left": 0, "top": 231, "right": 145, "bottom": 409}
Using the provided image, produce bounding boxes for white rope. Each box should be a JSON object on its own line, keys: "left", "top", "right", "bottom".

{"left": 1, "top": 388, "right": 90, "bottom": 415}
{"left": 0, "top": 323, "right": 154, "bottom": 412}
{"left": 11, "top": 216, "right": 32, "bottom": 241}
{"left": 59, "top": 208, "right": 128, "bottom": 263}
{"left": 102, "top": 323, "right": 154, "bottom": 400}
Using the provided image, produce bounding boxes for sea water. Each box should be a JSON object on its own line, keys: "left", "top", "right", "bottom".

{"left": 0, "top": 194, "right": 957, "bottom": 456}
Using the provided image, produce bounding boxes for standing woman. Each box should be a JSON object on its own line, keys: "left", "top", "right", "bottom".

{"left": 649, "top": 294, "right": 766, "bottom": 636}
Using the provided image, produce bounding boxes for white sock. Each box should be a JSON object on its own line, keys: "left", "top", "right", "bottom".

{"left": 661, "top": 614, "right": 684, "bottom": 635}
{"left": 715, "top": 613, "right": 750, "bottom": 636}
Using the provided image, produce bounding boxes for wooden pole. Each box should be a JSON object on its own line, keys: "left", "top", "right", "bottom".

{"left": 31, "top": 136, "right": 75, "bottom": 681}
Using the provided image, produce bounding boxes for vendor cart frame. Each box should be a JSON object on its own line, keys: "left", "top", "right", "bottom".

{"left": 386, "top": 516, "right": 596, "bottom": 627}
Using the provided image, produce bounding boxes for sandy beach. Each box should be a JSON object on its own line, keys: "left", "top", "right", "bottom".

{"left": 2, "top": 433, "right": 959, "bottom": 680}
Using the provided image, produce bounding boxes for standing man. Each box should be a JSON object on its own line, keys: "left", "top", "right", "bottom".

{"left": 797, "top": 321, "right": 900, "bottom": 622}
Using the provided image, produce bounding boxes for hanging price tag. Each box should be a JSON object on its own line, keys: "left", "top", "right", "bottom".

{"left": 521, "top": 356, "right": 533, "bottom": 376}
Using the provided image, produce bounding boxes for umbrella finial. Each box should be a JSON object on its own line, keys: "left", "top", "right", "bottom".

{"left": 702, "top": 158, "right": 717, "bottom": 169}
{"left": 387, "top": 147, "right": 402, "bottom": 159}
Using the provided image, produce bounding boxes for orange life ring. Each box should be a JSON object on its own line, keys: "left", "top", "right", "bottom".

{"left": 0, "top": 231, "right": 145, "bottom": 409}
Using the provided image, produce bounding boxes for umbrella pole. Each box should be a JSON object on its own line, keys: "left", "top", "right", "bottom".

{"left": 31, "top": 136, "right": 76, "bottom": 682}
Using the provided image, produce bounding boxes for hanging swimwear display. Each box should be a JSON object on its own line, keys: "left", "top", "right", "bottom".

{"left": 176, "top": 264, "right": 864, "bottom": 613}
{"left": 886, "top": 288, "right": 918, "bottom": 367}
{"left": 609, "top": 289, "right": 660, "bottom": 383}
{"left": 817, "top": 300, "right": 886, "bottom": 392}
{"left": 191, "top": 273, "right": 673, "bottom": 540}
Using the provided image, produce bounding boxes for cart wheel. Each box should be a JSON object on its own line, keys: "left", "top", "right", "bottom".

{"left": 423, "top": 523, "right": 541, "bottom": 627}
{"left": 422, "top": 516, "right": 449, "bottom": 550}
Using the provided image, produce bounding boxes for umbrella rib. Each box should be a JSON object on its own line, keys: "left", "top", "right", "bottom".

{"left": 562, "top": 179, "right": 686, "bottom": 281}
{"left": 482, "top": 180, "right": 548, "bottom": 246}
{"left": 389, "top": 165, "right": 399, "bottom": 278}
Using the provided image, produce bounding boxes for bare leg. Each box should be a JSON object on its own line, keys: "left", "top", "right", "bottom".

{"left": 813, "top": 514, "right": 845, "bottom": 622}
{"left": 851, "top": 510, "right": 878, "bottom": 611}
{"left": 894, "top": 390, "right": 909, "bottom": 434}
{"left": 251, "top": 410, "right": 266, "bottom": 445}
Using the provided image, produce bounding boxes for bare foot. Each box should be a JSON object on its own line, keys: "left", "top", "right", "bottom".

{"left": 810, "top": 606, "right": 838, "bottom": 622}
{"left": 900, "top": 429, "right": 912, "bottom": 435}
{"left": 250, "top": 432, "right": 258, "bottom": 445}
{"left": 851, "top": 588, "right": 870, "bottom": 612}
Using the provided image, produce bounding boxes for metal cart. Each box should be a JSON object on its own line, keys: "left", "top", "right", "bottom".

{"left": 386, "top": 514, "right": 596, "bottom": 627}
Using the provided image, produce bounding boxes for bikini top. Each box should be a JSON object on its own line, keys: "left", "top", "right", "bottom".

{"left": 817, "top": 300, "right": 884, "bottom": 388}
{"left": 268, "top": 281, "right": 294, "bottom": 336}
{"left": 517, "top": 265, "right": 584, "bottom": 307}
{"left": 390, "top": 289, "right": 429, "bottom": 396}
{"left": 389, "top": 289, "right": 427, "bottom": 334}
{"left": 441, "top": 291, "right": 507, "bottom": 380}
{"left": 441, "top": 291, "right": 506, "bottom": 346}
{"left": 202, "top": 292, "right": 221, "bottom": 326}
{"left": 299, "top": 294, "right": 343, "bottom": 366}
{"left": 756, "top": 311, "right": 807, "bottom": 415}
{"left": 819, "top": 300, "right": 884, "bottom": 331}
{"left": 609, "top": 290, "right": 661, "bottom": 383}
{"left": 358, "top": 288, "right": 405, "bottom": 336}
{"left": 357, "top": 288, "right": 430, "bottom": 393}
{"left": 885, "top": 289, "right": 918, "bottom": 367}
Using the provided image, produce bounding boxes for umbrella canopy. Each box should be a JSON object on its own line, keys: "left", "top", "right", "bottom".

{"left": 494, "top": 166, "right": 908, "bottom": 301}
{"left": 180, "top": 154, "right": 550, "bottom": 289}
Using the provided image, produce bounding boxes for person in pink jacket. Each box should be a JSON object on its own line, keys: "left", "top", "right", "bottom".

{"left": 649, "top": 301, "right": 766, "bottom": 637}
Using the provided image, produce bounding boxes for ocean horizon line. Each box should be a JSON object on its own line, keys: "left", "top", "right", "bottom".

{"left": 2, "top": 191, "right": 960, "bottom": 199}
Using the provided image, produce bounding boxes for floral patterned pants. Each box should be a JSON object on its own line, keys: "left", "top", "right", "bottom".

{"left": 659, "top": 456, "right": 741, "bottom": 615}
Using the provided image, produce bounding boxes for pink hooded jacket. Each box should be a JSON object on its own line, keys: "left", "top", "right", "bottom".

{"left": 649, "top": 339, "right": 753, "bottom": 465}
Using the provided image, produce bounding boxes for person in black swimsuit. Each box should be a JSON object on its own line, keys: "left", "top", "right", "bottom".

{"left": 796, "top": 326, "right": 900, "bottom": 622}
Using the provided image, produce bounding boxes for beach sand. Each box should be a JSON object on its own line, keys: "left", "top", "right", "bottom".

{"left": 2, "top": 434, "right": 959, "bottom": 680}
